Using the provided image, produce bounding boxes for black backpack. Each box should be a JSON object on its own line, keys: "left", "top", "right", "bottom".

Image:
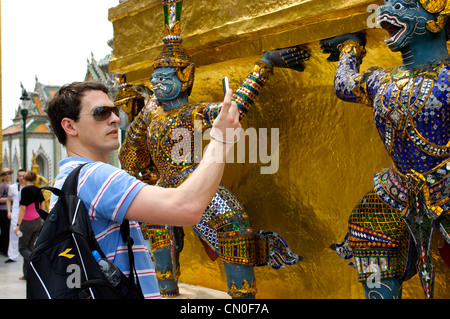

{"left": 27, "top": 164, "right": 144, "bottom": 299}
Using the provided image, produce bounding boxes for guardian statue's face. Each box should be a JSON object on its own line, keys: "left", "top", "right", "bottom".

{"left": 377, "top": 0, "right": 435, "bottom": 51}
{"left": 151, "top": 67, "right": 182, "bottom": 101}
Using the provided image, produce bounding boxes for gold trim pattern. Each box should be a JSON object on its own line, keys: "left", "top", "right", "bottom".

{"left": 147, "top": 225, "right": 172, "bottom": 252}
{"left": 218, "top": 232, "right": 256, "bottom": 265}
{"left": 156, "top": 266, "right": 180, "bottom": 281}
{"left": 228, "top": 279, "right": 257, "bottom": 298}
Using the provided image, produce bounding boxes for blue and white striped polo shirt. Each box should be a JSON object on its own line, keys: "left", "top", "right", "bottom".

{"left": 50, "top": 156, "right": 161, "bottom": 299}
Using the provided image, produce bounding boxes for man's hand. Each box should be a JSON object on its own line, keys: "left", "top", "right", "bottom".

{"left": 261, "top": 46, "right": 310, "bottom": 72}
{"left": 320, "top": 32, "right": 366, "bottom": 62}
{"left": 210, "top": 89, "right": 242, "bottom": 144}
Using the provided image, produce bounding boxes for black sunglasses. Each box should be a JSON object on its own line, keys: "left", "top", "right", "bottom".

{"left": 78, "top": 106, "right": 120, "bottom": 122}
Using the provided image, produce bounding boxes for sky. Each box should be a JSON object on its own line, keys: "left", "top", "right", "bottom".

{"left": 1, "top": 0, "right": 120, "bottom": 129}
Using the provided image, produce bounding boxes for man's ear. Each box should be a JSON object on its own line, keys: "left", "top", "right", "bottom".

{"left": 61, "top": 118, "right": 78, "bottom": 137}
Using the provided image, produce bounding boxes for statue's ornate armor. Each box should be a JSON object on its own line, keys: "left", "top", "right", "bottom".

{"left": 333, "top": 40, "right": 450, "bottom": 298}
{"left": 120, "top": 61, "right": 298, "bottom": 297}
{"left": 118, "top": 0, "right": 306, "bottom": 298}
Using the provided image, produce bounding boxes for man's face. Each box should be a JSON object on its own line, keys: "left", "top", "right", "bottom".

{"left": 1, "top": 173, "right": 11, "bottom": 182}
{"left": 75, "top": 90, "right": 120, "bottom": 157}
{"left": 17, "top": 172, "right": 25, "bottom": 184}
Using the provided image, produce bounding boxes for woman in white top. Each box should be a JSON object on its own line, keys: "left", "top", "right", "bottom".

{"left": 5, "top": 169, "right": 26, "bottom": 263}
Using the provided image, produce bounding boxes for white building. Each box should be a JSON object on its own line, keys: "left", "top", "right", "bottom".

{"left": 2, "top": 79, "right": 63, "bottom": 183}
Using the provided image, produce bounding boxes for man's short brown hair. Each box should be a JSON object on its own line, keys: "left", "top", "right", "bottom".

{"left": 46, "top": 81, "right": 109, "bottom": 145}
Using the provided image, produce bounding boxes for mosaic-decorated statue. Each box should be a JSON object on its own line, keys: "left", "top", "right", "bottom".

{"left": 118, "top": 0, "right": 308, "bottom": 298}
{"left": 321, "top": 0, "right": 450, "bottom": 299}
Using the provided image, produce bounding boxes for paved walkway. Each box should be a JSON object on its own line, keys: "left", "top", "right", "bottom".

{"left": 0, "top": 253, "right": 229, "bottom": 299}
{"left": 0, "top": 254, "right": 26, "bottom": 299}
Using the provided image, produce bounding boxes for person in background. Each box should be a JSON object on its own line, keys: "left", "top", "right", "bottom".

{"left": 14, "top": 171, "right": 45, "bottom": 280}
{"left": 5, "top": 169, "right": 26, "bottom": 263}
{"left": 0, "top": 168, "right": 13, "bottom": 255}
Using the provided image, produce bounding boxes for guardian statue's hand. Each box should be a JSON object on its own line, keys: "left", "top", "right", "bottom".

{"left": 261, "top": 46, "right": 310, "bottom": 72}
{"left": 320, "top": 32, "right": 366, "bottom": 62}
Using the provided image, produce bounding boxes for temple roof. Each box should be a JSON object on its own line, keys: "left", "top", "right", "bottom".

{"left": 85, "top": 52, "right": 118, "bottom": 93}
{"left": 3, "top": 118, "right": 51, "bottom": 136}
{"left": 4, "top": 51, "right": 118, "bottom": 137}
{"left": 2, "top": 78, "right": 58, "bottom": 136}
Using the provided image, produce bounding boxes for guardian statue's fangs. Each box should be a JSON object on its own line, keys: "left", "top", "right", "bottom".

{"left": 118, "top": 0, "right": 308, "bottom": 299}
{"left": 321, "top": 0, "right": 450, "bottom": 299}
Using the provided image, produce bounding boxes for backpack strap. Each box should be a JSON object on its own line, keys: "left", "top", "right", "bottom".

{"left": 61, "top": 163, "right": 87, "bottom": 195}
{"left": 34, "top": 187, "right": 62, "bottom": 221}
{"left": 34, "top": 164, "right": 87, "bottom": 221}
{"left": 120, "top": 220, "right": 143, "bottom": 294}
